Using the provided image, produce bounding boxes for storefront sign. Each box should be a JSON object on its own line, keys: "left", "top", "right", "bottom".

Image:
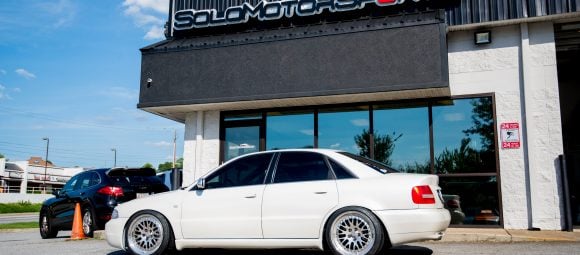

{"left": 174, "top": 0, "right": 411, "bottom": 30}
{"left": 500, "top": 122, "right": 520, "bottom": 149}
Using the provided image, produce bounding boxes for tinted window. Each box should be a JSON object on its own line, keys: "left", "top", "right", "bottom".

{"left": 267, "top": 111, "right": 314, "bottom": 150}
{"left": 206, "top": 153, "right": 273, "bottom": 189}
{"left": 62, "top": 175, "right": 79, "bottom": 192}
{"left": 273, "top": 152, "right": 332, "bottom": 183}
{"left": 328, "top": 158, "right": 356, "bottom": 179}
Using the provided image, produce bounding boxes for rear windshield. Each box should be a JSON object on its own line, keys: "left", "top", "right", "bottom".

{"left": 338, "top": 152, "right": 399, "bottom": 174}
{"left": 106, "top": 168, "right": 161, "bottom": 186}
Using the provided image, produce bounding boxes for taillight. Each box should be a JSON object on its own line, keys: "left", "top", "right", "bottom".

{"left": 412, "top": 185, "right": 435, "bottom": 204}
{"left": 97, "top": 186, "right": 124, "bottom": 197}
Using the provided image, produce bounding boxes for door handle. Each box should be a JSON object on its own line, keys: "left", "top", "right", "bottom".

{"left": 244, "top": 194, "right": 257, "bottom": 199}
{"left": 314, "top": 191, "right": 327, "bottom": 194}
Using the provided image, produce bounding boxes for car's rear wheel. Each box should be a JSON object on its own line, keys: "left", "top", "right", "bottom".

{"left": 325, "top": 207, "right": 386, "bottom": 255}
{"left": 82, "top": 207, "right": 95, "bottom": 237}
{"left": 125, "top": 211, "right": 173, "bottom": 255}
{"left": 39, "top": 209, "right": 58, "bottom": 239}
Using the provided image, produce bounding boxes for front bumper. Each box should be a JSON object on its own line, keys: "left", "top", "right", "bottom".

{"left": 105, "top": 217, "right": 129, "bottom": 250}
{"left": 374, "top": 208, "right": 451, "bottom": 246}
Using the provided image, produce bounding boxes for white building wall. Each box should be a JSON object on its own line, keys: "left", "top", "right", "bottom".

{"left": 448, "top": 22, "right": 564, "bottom": 230}
{"left": 182, "top": 111, "right": 221, "bottom": 187}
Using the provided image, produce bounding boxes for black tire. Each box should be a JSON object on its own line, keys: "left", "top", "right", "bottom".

{"left": 39, "top": 209, "right": 58, "bottom": 239}
{"left": 82, "top": 206, "right": 95, "bottom": 237}
{"left": 125, "top": 210, "right": 174, "bottom": 255}
{"left": 324, "top": 207, "right": 386, "bottom": 255}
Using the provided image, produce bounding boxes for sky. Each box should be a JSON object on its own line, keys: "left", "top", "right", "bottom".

{"left": 0, "top": 0, "right": 184, "bottom": 169}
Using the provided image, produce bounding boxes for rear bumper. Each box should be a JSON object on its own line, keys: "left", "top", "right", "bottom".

{"left": 374, "top": 208, "right": 450, "bottom": 246}
{"left": 105, "top": 217, "right": 129, "bottom": 250}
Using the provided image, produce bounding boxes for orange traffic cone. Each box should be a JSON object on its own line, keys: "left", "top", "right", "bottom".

{"left": 69, "top": 203, "right": 86, "bottom": 240}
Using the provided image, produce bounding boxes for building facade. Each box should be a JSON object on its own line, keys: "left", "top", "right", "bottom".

{"left": 137, "top": 0, "right": 580, "bottom": 230}
{"left": 0, "top": 157, "right": 84, "bottom": 193}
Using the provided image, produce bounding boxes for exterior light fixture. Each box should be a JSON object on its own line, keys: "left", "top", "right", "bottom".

{"left": 474, "top": 31, "right": 491, "bottom": 45}
{"left": 146, "top": 78, "right": 153, "bottom": 88}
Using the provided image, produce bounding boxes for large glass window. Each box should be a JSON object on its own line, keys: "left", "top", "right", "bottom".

{"left": 206, "top": 153, "right": 273, "bottom": 189}
{"left": 224, "top": 126, "right": 260, "bottom": 161}
{"left": 267, "top": 111, "right": 314, "bottom": 150}
{"left": 440, "top": 176, "right": 500, "bottom": 225}
{"left": 432, "top": 97, "right": 496, "bottom": 174}
{"left": 373, "top": 103, "right": 430, "bottom": 173}
{"left": 318, "top": 106, "right": 368, "bottom": 155}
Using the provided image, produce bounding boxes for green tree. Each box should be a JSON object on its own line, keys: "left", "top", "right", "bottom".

{"left": 354, "top": 129, "right": 402, "bottom": 166}
{"left": 0, "top": 153, "right": 4, "bottom": 159}
{"left": 142, "top": 162, "right": 154, "bottom": 169}
{"left": 157, "top": 158, "right": 184, "bottom": 172}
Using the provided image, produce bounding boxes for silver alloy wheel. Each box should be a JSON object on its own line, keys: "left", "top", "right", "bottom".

{"left": 41, "top": 215, "right": 49, "bottom": 234}
{"left": 330, "top": 212, "right": 376, "bottom": 255}
{"left": 82, "top": 210, "right": 92, "bottom": 235}
{"left": 127, "top": 214, "right": 164, "bottom": 255}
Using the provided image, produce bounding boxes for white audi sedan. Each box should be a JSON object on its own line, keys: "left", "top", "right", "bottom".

{"left": 106, "top": 149, "right": 450, "bottom": 255}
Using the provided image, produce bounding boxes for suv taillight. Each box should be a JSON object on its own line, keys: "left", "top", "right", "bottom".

{"left": 97, "top": 186, "right": 124, "bottom": 197}
{"left": 412, "top": 185, "right": 435, "bottom": 204}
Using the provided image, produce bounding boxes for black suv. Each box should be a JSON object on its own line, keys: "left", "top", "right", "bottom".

{"left": 39, "top": 167, "right": 169, "bottom": 238}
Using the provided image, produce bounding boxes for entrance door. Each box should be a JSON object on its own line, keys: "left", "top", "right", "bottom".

{"left": 555, "top": 22, "right": 580, "bottom": 226}
{"left": 221, "top": 114, "right": 265, "bottom": 162}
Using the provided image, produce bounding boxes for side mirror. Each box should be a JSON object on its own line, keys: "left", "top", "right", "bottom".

{"left": 194, "top": 178, "right": 206, "bottom": 190}
{"left": 52, "top": 189, "right": 60, "bottom": 197}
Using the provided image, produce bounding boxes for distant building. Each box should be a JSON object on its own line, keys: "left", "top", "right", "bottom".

{"left": 0, "top": 157, "right": 84, "bottom": 194}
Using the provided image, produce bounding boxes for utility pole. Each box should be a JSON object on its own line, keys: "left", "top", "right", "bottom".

{"left": 42, "top": 137, "right": 49, "bottom": 193}
{"left": 111, "top": 148, "right": 117, "bottom": 167}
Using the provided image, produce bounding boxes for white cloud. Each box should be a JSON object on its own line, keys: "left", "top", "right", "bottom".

{"left": 330, "top": 143, "right": 341, "bottom": 149}
{"left": 299, "top": 129, "right": 314, "bottom": 136}
{"left": 350, "top": 118, "right": 369, "bottom": 127}
{"left": 144, "top": 26, "right": 165, "bottom": 40}
{"left": 12, "top": 88, "right": 21, "bottom": 93}
{"left": 444, "top": 113, "right": 465, "bottom": 122}
{"left": 0, "top": 69, "right": 6, "bottom": 75}
{"left": 36, "top": 0, "right": 77, "bottom": 28}
{"left": 123, "top": 0, "right": 168, "bottom": 40}
{"left": 100, "top": 87, "right": 138, "bottom": 100}
{"left": 15, "top": 69, "right": 36, "bottom": 80}
{"left": 146, "top": 141, "right": 172, "bottom": 147}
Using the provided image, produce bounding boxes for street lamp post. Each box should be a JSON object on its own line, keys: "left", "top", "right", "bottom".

{"left": 111, "top": 148, "right": 117, "bottom": 167}
{"left": 42, "top": 137, "right": 49, "bottom": 193}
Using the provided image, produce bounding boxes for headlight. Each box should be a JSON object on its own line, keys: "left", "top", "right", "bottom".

{"left": 111, "top": 209, "right": 119, "bottom": 219}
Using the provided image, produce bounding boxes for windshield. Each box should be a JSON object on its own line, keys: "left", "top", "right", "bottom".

{"left": 338, "top": 152, "right": 399, "bottom": 174}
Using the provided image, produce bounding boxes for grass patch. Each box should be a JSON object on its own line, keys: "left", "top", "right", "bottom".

{"left": 0, "top": 201, "right": 42, "bottom": 214}
{"left": 0, "top": 221, "right": 38, "bottom": 230}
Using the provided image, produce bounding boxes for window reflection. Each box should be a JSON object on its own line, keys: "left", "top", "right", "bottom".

{"left": 373, "top": 104, "right": 430, "bottom": 173}
{"left": 432, "top": 97, "right": 496, "bottom": 173}
{"left": 266, "top": 111, "right": 314, "bottom": 150}
{"left": 224, "top": 126, "right": 260, "bottom": 161}
{"left": 318, "top": 107, "right": 368, "bottom": 155}
{"left": 440, "top": 176, "right": 500, "bottom": 225}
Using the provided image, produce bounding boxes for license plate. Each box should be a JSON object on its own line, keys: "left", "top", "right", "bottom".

{"left": 136, "top": 193, "right": 150, "bottom": 199}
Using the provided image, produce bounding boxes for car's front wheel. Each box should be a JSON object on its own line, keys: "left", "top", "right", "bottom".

{"left": 325, "top": 207, "right": 386, "bottom": 255}
{"left": 125, "top": 211, "right": 174, "bottom": 255}
{"left": 39, "top": 209, "right": 58, "bottom": 239}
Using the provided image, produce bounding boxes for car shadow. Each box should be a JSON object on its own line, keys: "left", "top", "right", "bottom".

{"left": 107, "top": 245, "right": 433, "bottom": 255}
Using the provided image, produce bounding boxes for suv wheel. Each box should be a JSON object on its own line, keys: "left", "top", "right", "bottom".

{"left": 39, "top": 209, "right": 58, "bottom": 239}
{"left": 82, "top": 207, "right": 95, "bottom": 237}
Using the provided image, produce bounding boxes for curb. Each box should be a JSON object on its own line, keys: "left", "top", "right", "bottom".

{"left": 439, "top": 228, "right": 580, "bottom": 243}
{"left": 94, "top": 230, "right": 106, "bottom": 240}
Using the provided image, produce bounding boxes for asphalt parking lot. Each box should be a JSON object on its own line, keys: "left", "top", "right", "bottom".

{"left": 1, "top": 229, "right": 580, "bottom": 255}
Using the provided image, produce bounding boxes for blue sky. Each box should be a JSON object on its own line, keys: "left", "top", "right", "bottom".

{"left": 0, "top": 0, "right": 184, "bottom": 169}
